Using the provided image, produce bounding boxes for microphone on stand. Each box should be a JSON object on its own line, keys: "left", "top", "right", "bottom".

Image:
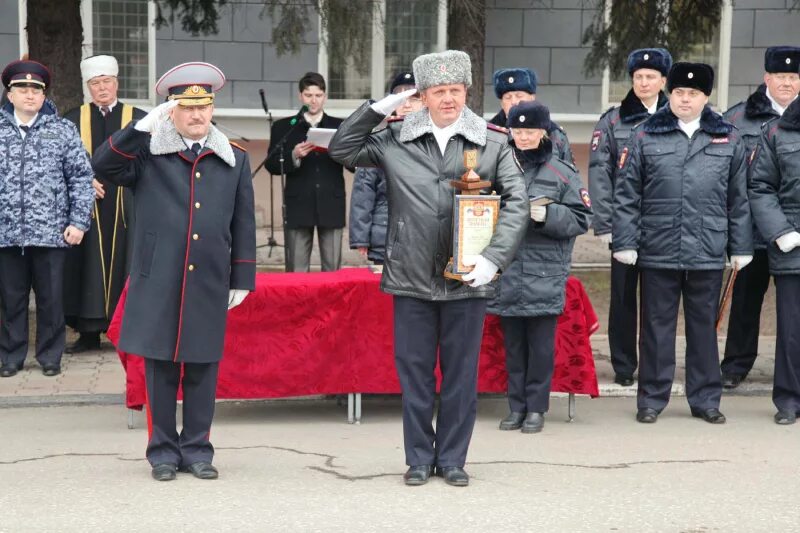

{"left": 290, "top": 104, "right": 309, "bottom": 126}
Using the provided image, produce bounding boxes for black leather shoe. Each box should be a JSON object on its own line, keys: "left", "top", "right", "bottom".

{"left": 65, "top": 334, "right": 101, "bottom": 354}
{"left": 521, "top": 412, "right": 544, "bottom": 434}
{"left": 0, "top": 363, "right": 23, "bottom": 378}
{"left": 403, "top": 465, "right": 432, "bottom": 486}
{"left": 180, "top": 462, "right": 218, "bottom": 479}
{"left": 691, "top": 407, "right": 726, "bottom": 424}
{"left": 42, "top": 365, "right": 61, "bottom": 377}
{"left": 636, "top": 408, "right": 659, "bottom": 423}
{"left": 151, "top": 463, "right": 177, "bottom": 481}
{"left": 436, "top": 466, "right": 469, "bottom": 487}
{"left": 721, "top": 374, "right": 743, "bottom": 389}
{"left": 614, "top": 374, "right": 635, "bottom": 387}
{"left": 499, "top": 411, "right": 526, "bottom": 431}
{"left": 774, "top": 411, "right": 797, "bottom": 425}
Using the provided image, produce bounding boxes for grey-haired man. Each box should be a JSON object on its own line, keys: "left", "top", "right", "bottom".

{"left": 329, "top": 50, "right": 528, "bottom": 487}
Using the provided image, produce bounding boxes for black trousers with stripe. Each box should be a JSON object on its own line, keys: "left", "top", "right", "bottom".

{"left": 144, "top": 358, "right": 219, "bottom": 468}
{"left": 0, "top": 247, "right": 66, "bottom": 368}
{"left": 773, "top": 275, "right": 800, "bottom": 415}
{"left": 500, "top": 315, "right": 558, "bottom": 414}
{"left": 393, "top": 296, "right": 486, "bottom": 469}
{"left": 638, "top": 268, "right": 723, "bottom": 412}
{"left": 608, "top": 256, "right": 639, "bottom": 378}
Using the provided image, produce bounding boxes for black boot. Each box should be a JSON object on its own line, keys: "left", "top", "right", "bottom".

{"left": 65, "top": 332, "right": 101, "bottom": 354}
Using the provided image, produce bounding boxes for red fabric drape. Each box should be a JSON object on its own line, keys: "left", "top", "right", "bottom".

{"left": 108, "top": 269, "right": 599, "bottom": 410}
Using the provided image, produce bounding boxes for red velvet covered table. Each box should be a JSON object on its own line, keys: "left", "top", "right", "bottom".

{"left": 109, "top": 268, "right": 599, "bottom": 423}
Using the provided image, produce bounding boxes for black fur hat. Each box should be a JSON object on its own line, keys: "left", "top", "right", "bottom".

{"left": 507, "top": 101, "right": 550, "bottom": 130}
{"left": 493, "top": 68, "right": 537, "bottom": 98}
{"left": 764, "top": 46, "right": 800, "bottom": 74}
{"left": 389, "top": 71, "right": 415, "bottom": 93}
{"left": 627, "top": 48, "right": 672, "bottom": 77}
{"left": 667, "top": 62, "right": 714, "bottom": 96}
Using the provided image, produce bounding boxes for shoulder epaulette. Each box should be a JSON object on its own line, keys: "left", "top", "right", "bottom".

{"left": 230, "top": 141, "right": 247, "bottom": 152}
{"left": 599, "top": 105, "right": 616, "bottom": 119}
{"left": 487, "top": 123, "right": 508, "bottom": 134}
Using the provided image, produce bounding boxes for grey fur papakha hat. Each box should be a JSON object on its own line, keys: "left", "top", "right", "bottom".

{"left": 412, "top": 50, "right": 472, "bottom": 91}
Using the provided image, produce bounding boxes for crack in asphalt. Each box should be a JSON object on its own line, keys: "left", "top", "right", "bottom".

{"left": 0, "top": 447, "right": 727, "bottom": 479}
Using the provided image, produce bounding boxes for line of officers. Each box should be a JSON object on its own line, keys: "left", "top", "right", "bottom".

{"left": 584, "top": 45, "right": 800, "bottom": 426}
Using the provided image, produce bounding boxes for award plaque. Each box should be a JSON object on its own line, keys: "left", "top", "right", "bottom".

{"left": 444, "top": 150, "right": 500, "bottom": 280}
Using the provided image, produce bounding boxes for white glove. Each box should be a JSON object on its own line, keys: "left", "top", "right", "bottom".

{"left": 730, "top": 255, "right": 753, "bottom": 272}
{"left": 598, "top": 233, "right": 612, "bottom": 245}
{"left": 461, "top": 255, "right": 499, "bottom": 288}
{"left": 228, "top": 289, "right": 249, "bottom": 310}
{"left": 370, "top": 88, "right": 418, "bottom": 116}
{"left": 134, "top": 100, "right": 179, "bottom": 133}
{"left": 612, "top": 249, "right": 638, "bottom": 265}
{"left": 776, "top": 231, "right": 800, "bottom": 253}
{"left": 530, "top": 205, "right": 547, "bottom": 222}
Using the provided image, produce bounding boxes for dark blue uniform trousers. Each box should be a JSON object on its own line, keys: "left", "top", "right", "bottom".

{"left": 393, "top": 295, "right": 486, "bottom": 468}
{"left": 500, "top": 315, "right": 558, "bottom": 413}
{"left": 0, "top": 247, "right": 66, "bottom": 368}
{"left": 721, "top": 250, "right": 770, "bottom": 378}
{"left": 638, "top": 268, "right": 723, "bottom": 411}
{"left": 773, "top": 275, "right": 800, "bottom": 415}
{"left": 609, "top": 256, "right": 639, "bottom": 377}
{"left": 144, "top": 358, "right": 219, "bottom": 468}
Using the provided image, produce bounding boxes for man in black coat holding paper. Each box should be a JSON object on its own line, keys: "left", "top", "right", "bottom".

{"left": 266, "top": 72, "right": 345, "bottom": 272}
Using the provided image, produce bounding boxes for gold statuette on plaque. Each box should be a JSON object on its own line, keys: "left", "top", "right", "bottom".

{"left": 452, "top": 149, "right": 490, "bottom": 191}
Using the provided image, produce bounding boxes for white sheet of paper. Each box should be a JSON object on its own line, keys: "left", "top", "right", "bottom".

{"left": 306, "top": 128, "right": 337, "bottom": 149}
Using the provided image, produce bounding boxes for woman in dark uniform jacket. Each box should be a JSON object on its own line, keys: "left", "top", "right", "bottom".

{"left": 489, "top": 101, "right": 592, "bottom": 433}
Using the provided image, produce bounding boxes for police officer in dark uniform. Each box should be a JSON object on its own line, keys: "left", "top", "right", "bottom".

{"left": 329, "top": 50, "right": 528, "bottom": 487}
{"left": 490, "top": 101, "right": 592, "bottom": 433}
{"left": 748, "top": 92, "right": 800, "bottom": 425}
{"left": 613, "top": 63, "right": 753, "bottom": 424}
{"left": 489, "top": 68, "right": 573, "bottom": 163}
{"left": 63, "top": 55, "right": 146, "bottom": 353}
{"left": 92, "top": 62, "right": 256, "bottom": 481}
{"left": 588, "top": 48, "right": 671, "bottom": 387}
{"left": 720, "top": 46, "right": 800, "bottom": 389}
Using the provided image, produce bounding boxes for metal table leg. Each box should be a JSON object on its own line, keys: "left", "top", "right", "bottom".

{"left": 127, "top": 408, "right": 136, "bottom": 429}
{"left": 567, "top": 393, "right": 576, "bottom": 422}
{"left": 347, "top": 393, "right": 355, "bottom": 424}
{"left": 354, "top": 393, "right": 361, "bottom": 424}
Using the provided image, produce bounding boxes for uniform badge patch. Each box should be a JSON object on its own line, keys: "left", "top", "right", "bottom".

{"left": 711, "top": 137, "right": 730, "bottom": 144}
{"left": 580, "top": 188, "right": 592, "bottom": 208}
{"left": 618, "top": 146, "right": 629, "bottom": 169}
{"left": 591, "top": 130, "right": 602, "bottom": 152}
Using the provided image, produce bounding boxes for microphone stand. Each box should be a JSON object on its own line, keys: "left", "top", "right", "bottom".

{"left": 251, "top": 89, "right": 281, "bottom": 256}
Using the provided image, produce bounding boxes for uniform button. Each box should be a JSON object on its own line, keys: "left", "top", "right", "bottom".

{"left": 192, "top": 234, "right": 199, "bottom": 240}
{"left": 195, "top": 172, "right": 201, "bottom": 179}
{"left": 195, "top": 202, "right": 201, "bottom": 209}
{"left": 316, "top": 184, "right": 320, "bottom": 189}
{"left": 188, "top": 264, "right": 195, "bottom": 271}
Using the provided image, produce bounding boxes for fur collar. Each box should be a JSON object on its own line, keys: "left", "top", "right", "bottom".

{"left": 150, "top": 119, "right": 235, "bottom": 167}
{"left": 643, "top": 105, "right": 733, "bottom": 135}
{"left": 400, "top": 106, "right": 487, "bottom": 146}
{"left": 619, "top": 89, "right": 668, "bottom": 123}
{"left": 745, "top": 84, "right": 777, "bottom": 120}
{"left": 779, "top": 96, "right": 800, "bottom": 131}
{"left": 511, "top": 138, "right": 552, "bottom": 169}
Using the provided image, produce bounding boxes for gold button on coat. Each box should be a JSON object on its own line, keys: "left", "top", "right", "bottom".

{"left": 193, "top": 234, "right": 199, "bottom": 240}
{"left": 188, "top": 264, "right": 195, "bottom": 271}
{"left": 195, "top": 202, "right": 200, "bottom": 208}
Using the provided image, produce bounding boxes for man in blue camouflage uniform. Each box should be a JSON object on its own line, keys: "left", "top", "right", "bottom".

{"left": 0, "top": 60, "right": 94, "bottom": 378}
{"left": 719, "top": 46, "right": 800, "bottom": 389}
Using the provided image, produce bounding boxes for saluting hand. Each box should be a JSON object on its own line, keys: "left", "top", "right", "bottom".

{"left": 134, "top": 99, "right": 179, "bottom": 133}
{"left": 64, "top": 226, "right": 85, "bottom": 245}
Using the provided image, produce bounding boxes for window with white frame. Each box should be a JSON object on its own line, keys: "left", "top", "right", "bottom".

{"left": 327, "top": 0, "right": 440, "bottom": 100}
{"left": 87, "top": 0, "right": 152, "bottom": 101}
